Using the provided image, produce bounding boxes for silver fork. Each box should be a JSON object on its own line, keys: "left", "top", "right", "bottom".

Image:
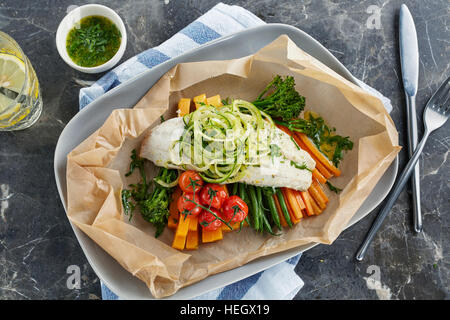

{"left": 356, "top": 76, "right": 450, "bottom": 261}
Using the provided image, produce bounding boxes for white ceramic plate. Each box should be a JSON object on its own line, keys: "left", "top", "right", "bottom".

{"left": 54, "top": 24, "right": 398, "bottom": 300}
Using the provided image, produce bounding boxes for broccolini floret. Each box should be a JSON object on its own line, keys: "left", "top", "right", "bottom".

{"left": 252, "top": 75, "right": 305, "bottom": 121}
{"left": 121, "top": 150, "right": 178, "bottom": 238}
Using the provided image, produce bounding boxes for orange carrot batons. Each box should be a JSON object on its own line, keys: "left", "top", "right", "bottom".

{"left": 282, "top": 188, "right": 303, "bottom": 222}
{"left": 168, "top": 216, "right": 178, "bottom": 229}
{"left": 293, "top": 190, "right": 306, "bottom": 210}
{"left": 309, "top": 195, "right": 323, "bottom": 215}
{"left": 300, "top": 191, "right": 315, "bottom": 217}
{"left": 296, "top": 132, "right": 341, "bottom": 177}
{"left": 185, "top": 229, "right": 199, "bottom": 250}
{"left": 202, "top": 227, "right": 223, "bottom": 243}
{"left": 172, "top": 214, "right": 191, "bottom": 250}
{"left": 193, "top": 94, "right": 207, "bottom": 109}
{"left": 312, "top": 180, "right": 329, "bottom": 203}
{"left": 178, "top": 98, "right": 191, "bottom": 117}
{"left": 312, "top": 168, "right": 327, "bottom": 184}
{"left": 169, "top": 187, "right": 182, "bottom": 217}
{"left": 168, "top": 187, "right": 182, "bottom": 229}
{"left": 308, "top": 185, "right": 327, "bottom": 210}
{"left": 206, "top": 95, "right": 222, "bottom": 107}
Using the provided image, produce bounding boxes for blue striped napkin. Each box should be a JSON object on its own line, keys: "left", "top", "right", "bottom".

{"left": 81, "top": 2, "right": 304, "bottom": 300}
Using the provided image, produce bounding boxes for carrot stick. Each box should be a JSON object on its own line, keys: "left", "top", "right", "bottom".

{"left": 168, "top": 216, "right": 178, "bottom": 229}
{"left": 202, "top": 227, "right": 223, "bottom": 243}
{"left": 296, "top": 132, "right": 341, "bottom": 177}
{"left": 311, "top": 159, "right": 333, "bottom": 179}
{"left": 308, "top": 185, "right": 327, "bottom": 210}
{"left": 178, "top": 98, "right": 191, "bottom": 117}
{"left": 188, "top": 215, "right": 199, "bottom": 231}
{"left": 221, "top": 220, "right": 248, "bottom": 232}
{"left": 282, "top": 188, "right": 303, "bottom": 222}
{"left": 273, "top": 194, "right": 288, "bottom": 227}
{"left": 313, "top": 158, "right": 334, "bottom": 179}
{"left": 312, "top": 168, "right": 327, "bottom": 184}
{"left": 309, "top": 195, "right": 323, "bottom": 215}
{"left": 169, "top": 187, "right": 182, "bottom": 218}
{"left": 185, "top": 230, "right": 199, "bottom": 250}
{"left": 312, "top": 180, "right": 329, "bottom": 203}
{"left": 193, "top": 94, "right": 207, "bottom": 109}
{"left": 206, "top": 95, "right": 222, "bottom": 107}
{"left": 281, "top": 189, "right": 300, "bottom": 223}
{"left": 222, "top": 222, "right": 234, "bottom": 232}
{"left": 293, "top": 190, "right": 306, "bottom": 210}
{"left": 168, "top": 187, "right": 182, "bottom": 229}
{"left": 172, "top": 214, "right": 191, "bottom": 250}
{"left": 300, "top": 191, "right": 315, "bottom": 217}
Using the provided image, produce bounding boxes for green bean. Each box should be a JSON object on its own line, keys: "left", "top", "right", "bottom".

{"left": 244, "top": 216, "right": 251, "bottom": 228}
{"left": 276, "top": 189, "right": 293, "bottom": 227}
{"left": 231, "top": 183, "right": 238, "bottom": 196}
{"left": 261, "top": 211, "right": 277, "bottom": 235}
{"left": 256, "top": 187, "right": 264, "bottom": 231}
{"left": 238, "top": 183, "right": 247, "bottom": 202}
{"left": 265, "top": 192, "right": 281, "bottom": 230}
{"left": 247, "top": 185, "right": 261, "bottom": 231}
{"left": 238, "top": 183, "right": 252, "bottom": 228}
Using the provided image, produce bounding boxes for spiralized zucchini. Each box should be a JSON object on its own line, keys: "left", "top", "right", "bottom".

{"left": 170, "top": 99, "right": 275, "bottom": 183}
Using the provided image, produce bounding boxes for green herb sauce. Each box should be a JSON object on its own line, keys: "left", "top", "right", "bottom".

{"left": 66, "top": 15, "right": 121, "bottom": 67}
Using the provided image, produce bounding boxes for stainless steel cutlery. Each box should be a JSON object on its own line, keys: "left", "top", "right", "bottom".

{"left": 356, "top": 76, "right": 450, "bottom": 261}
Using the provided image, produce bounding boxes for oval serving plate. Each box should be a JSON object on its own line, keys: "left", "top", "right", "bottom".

{"left": 54, "top": 23, "right": 398, "bottom": 299}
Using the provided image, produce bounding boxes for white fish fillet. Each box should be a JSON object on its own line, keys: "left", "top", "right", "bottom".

{"left": 140, "top": 117, "right": 315, "bottom": 191}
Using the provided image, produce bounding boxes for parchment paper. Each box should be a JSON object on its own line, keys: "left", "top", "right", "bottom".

{"left": 66, "top": 35, "right": 401, "bottom": 298}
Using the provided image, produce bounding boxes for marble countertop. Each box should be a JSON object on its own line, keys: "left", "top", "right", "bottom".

{"left": 0, "top": 0, "right": 448, "bottom": 300}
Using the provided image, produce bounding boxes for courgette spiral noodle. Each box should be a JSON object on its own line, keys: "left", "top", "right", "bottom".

{"left": 169, "top": 99, "right": 275, "bottom": 183}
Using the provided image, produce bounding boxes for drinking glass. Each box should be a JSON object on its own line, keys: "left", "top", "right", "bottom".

{"left": 0, "top": 31, "right": 42, "bottom": 131}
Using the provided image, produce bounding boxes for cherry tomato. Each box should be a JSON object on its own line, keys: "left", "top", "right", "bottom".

{"left": 177, "top": 192, "right": 202, "bottom": 216}
{"left": 199, "top": 208, "right": 223, "bottom": 231}
{"left": 178, "top": 170, "right": 203, "bottom": 193}
{"left": 221, "top": 195, "right": 248, "bottom": 223}
{"left": 200, "top": 184, "right": 228, "bottom": 209}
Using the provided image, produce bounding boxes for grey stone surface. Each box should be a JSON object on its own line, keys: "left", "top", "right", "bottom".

{"left": 0, "top": 0, "right": 448, "bottom": 300}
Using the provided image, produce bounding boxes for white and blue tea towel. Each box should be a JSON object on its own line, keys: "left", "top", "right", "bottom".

{"left": 80, "top": 2, "right": 393, "bottom": 300}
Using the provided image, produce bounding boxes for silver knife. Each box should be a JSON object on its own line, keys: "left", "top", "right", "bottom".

{"left": 399, "top": 4, "right": 422, "bottom": 233}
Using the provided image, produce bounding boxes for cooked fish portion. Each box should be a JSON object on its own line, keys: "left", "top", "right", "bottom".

{"left": 141, "top": 117, "right": 186, "bottom": 169}
{"left": 140, "top": 116, "right": 316, "bottom": 191}
{"left": 239, "top": 155, "right": 314, "bottom": 191}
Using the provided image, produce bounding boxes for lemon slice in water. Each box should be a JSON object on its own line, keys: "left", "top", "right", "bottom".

{"left": 0, "top": 52, "right": 25, "bottom": 91}
{"left": 0, "top": 53, "right": 25, "bottom": 120}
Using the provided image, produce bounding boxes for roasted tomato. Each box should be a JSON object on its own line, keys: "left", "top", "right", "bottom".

{"left": 200, "top": 183, "right": 228, "bottom": 209}
{"left": 177, "top": 192, "right": 202, "bottom": 216}
{"left": 178, "top": 170, "right": 204, "bottom": 193}
{"left": 221, "top": 195, "right": 248, "bottom": 223}
{"left": 199, "top": 208, "right": 223, "bottom": 231}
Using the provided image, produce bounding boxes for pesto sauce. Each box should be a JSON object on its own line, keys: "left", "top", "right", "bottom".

{"left": 66, "top": 15, "right": 121, "bottom": 67}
